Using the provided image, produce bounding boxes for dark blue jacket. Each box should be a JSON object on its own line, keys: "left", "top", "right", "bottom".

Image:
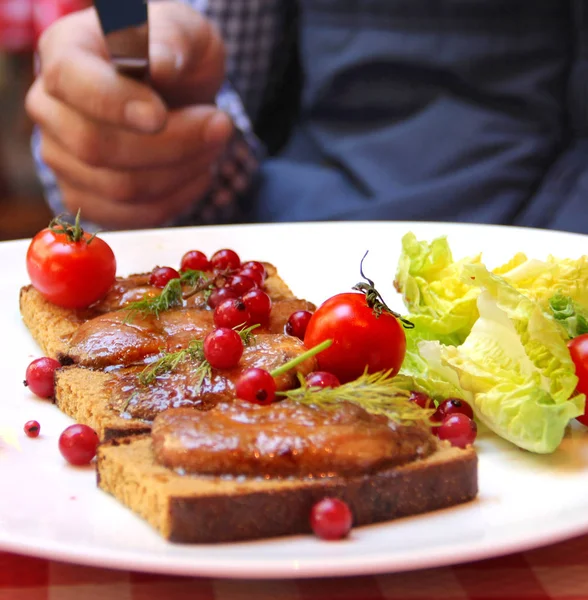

{"left": 250, "top": 0, "right": 588, "bottom": 234}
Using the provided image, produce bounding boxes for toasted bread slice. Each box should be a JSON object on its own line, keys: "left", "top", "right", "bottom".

{"left": 97, "top": 436, "right": 478, "bottom": 543}
{"left": 55, "top": 367, "right": 151, "bottom": 440}
{"left": 20, "top": 262, "right": 296, "bottom": 361}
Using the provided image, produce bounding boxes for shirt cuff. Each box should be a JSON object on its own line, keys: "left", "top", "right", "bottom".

{"left": 176, "top": 80, "right": 262, "bottom": 225}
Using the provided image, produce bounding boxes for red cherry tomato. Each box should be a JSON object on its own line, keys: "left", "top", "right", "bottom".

{"left": 303, "top": 292, "right": 406, "bottom": 383}
{"left": 568, "top": 334, "right": 588, "bottom": 426}
{"left": 26, "top": 219, "right": 116, "bottom": 309}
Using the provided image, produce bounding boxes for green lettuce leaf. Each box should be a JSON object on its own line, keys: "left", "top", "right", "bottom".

{"left": 395, "top": 322, "right": 472, "bottom": 402}
{"left": 394, "top": 232, "right": 482, "bottom": 344}
{"left": 548, "top": 294, "right": 588, "bottom": 339}
{"left": 419, "top": 265, "right": 584, "bottom": 453}
{"left": 497, "top": 253, "right": 588, "bottom": 309}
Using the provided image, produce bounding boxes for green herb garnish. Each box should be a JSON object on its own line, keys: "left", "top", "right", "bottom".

{"left": 279, "top": 369, "right": 435, "bottom": 426}
{"left": 124, "top": 278, "right": 183, "bottom": 321}
{"left": 138, "top": 324, "right": 260, "bottom": 385}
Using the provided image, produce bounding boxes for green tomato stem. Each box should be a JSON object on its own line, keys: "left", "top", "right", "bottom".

{"left": 270, "top": 339, "right": 333, "bottom": 378}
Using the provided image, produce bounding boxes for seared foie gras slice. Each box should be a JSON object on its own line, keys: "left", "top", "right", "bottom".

{"left": 151, "top": 400, "right": 436, "bottom": 478}
{"left": 65, "top": 299, "right": 315, "bottom": 368}
{"left": 107, "top": 333, "right": 316, "bottom": 421}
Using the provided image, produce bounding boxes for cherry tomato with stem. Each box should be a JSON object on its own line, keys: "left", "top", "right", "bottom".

{"left": 26, "top": 211, "right": 116, "bottom": 309}
{"left": 304, "top": 282, "right": 408, "bottom": 384}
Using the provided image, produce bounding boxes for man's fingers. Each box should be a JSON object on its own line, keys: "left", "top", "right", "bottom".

{"left": 37, "top": 8, "right": 167, "bottom": 133}
{"left": 59, "top": 172, "right": 212, "bottom": 230}
{"left": 28, "top": 84, "right": 232, "bottom": 169}
{"left": 39, "top": 133, "right": 221, "bottom": 204}
{"left": 147, "top": 2, "right": 225, "bottom": 105}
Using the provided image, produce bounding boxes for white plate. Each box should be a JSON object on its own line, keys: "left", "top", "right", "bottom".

{"left": 1, "top": 221, "right": 588, "bottom": 580}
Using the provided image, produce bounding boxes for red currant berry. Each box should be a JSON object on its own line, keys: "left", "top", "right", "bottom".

{"left": 305, "top": 371, "right": 341, "bottom": 389}
{"left": 210, "top": 249, "right": 241, "bottom": 272}
{"left": 436, "top": 414, "right": 477, "bottom": 448}
{"left": 58, "top": 424, "right": 100, "bottom": 466}
{"left": 241, "top": 261, "right": 267, "bottom": 282}
{"left": 285, "top": 310, "right": 313, "bottom": 340}
{"left": 214, "top": 298, "right": 251, "bottom": 330}
{"left": 238, "top": 267, "right": 264, "bottom": 288}
{"left": 434, "top": 398, "right": 474, "bottom": 421}
{"left": 24, "top": 420, "right": 40, "bottom": 438}
{"left": 310, "top": 498, "right": 353, "bottom": 541}
{"left": 236, "top": 368, "right": 277, "bottom": 405}
{"left": 24, "top": 357, "right": 61, "bottom": 399}
{"left": 203, "top": 328, "right": 244, "bottom": 369}
{"left": 225, "top": 274, "right": 257, "bottom": 296}
{"left": 149, "top": 266, "right": 180, "bottom": 288}
{"left": 409, "top": 391, "right": 435, "bottom": 410}
{"left": 207, "top": 286, "right": 238, "bottom": 310}
{"left": 242, "top": 289, "right": 272, "bottom": 325}
{"left": 180, "top": 250, "right": 210, "bottom": 272}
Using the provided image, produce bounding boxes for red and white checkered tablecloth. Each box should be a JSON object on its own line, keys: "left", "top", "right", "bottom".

{"left": 0, "top": 0, "right": 89, "bottom": 52}
{"left": 2, "top": 534, "right": 588, "bottom": 600}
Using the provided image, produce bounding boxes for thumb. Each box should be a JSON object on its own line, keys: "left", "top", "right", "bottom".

{"left": 148, "top": 3, "right": 226, "bottom": 106}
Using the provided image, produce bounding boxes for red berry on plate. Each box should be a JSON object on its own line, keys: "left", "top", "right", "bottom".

{"left": 238, "top": 266, "right": 264, "bottom": 287}
{"left": 203, "top": 328, "right": 244, "bottom": 369}
{"left": 149, "top": 266, "right": 180, "bottom": 288}
{"left": 214, "top": 298, "right": 251, "bottom": 330}
{"left": 225, "top": 273, "right": 257, "bottom": 296}
{"left": 240, "top": 261, "right": 266, "bottom": 282}
{"left": 210, "top": 249, "right": 241, "bottom": 272}
{"left": 207, "top": 286, "right": 238, "bottom": 310}
{"left": 409, "top": 391, "right": 435, "bottom": 410}
{"left": 236, "top": 368, "right": 277, "bottom": 405}
{"left": 242, "top": 289, "right": 272, "bottom": 325}
{"left": 310, "top": 498, "right": 353, "bottom": 541}
{"left": 436, "top": 414, "right": 477, "bottom": 448}
{"left": 58, "top": 424, "right": 99, "bottom": 466}
{"left": 24, "top": 420, "right": 40, "bottom": 438}
{"left": 24, "top": 357, "right": 61, "bottom": 399}
{"left": 285, "top": 310, "right": 313, "bottom": 340}
{"left": 305, "top": 371, "right": 341, "bottom": 389}
{"left": 180, "top": 250, "right": 210, "bottom": 272}
{"left": 434, "top": 397, "right": 474, "bottom": 421}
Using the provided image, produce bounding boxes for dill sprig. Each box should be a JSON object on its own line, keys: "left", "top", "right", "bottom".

{"left": 278, "top": 370, "right": 435, "bottom": 426}
{"left": 180, "top": 269, "right": 209, "bottom": 287}
{"left": 124, "top": 278, "right": 183, "bottom": 321}
{"left": 138, "top": 324, "right": 260, "bottom": 385}
{"left": 138, "top": 339, "right": 205, "bottom": 385}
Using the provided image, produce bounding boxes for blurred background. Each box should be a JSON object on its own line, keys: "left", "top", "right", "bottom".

{"left": 0, "top": 52, "right": 50, "bottom": 241}
{"left": 0, "top": 0, "right": 90, "bottom": 242}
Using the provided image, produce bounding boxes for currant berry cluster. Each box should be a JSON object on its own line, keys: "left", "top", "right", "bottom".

{"left": 409, "top": 392, "right": 477, "bottom": 448}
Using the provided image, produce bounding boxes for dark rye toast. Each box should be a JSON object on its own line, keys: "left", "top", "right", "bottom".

{"left": 54, "top": 331, "right": 318, "bottom": 441}
{"left": 21, "top": 254, "right": 479, "bottom": 544}
{"left": 97, "top": 434, "right": 478, "bottom": 543}
{"left": 21, "top": 261, "right": 316, "bottom": 439}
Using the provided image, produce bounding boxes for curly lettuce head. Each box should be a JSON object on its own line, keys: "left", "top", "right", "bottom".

{"left": 419, "top": 265, "right": 584, "bottom": 454}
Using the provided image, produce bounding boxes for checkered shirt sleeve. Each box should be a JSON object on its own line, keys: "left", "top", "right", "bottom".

{"left": 31, "top": 0, "right": 284, "bottom": 227}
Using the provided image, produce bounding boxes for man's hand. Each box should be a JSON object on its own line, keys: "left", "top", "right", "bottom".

{"left": 26, "top": 2, "right": 233, "bottom": 229}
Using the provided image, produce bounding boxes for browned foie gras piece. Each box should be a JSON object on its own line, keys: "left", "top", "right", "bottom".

{"left": 107, "top": 333, "right": 316, "bottom": 421}
{"left": 64, "top": 298, "right": 315, "bottom": 368}
{"left": 151, "top": 399, "right": 436, "bottom": 478}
